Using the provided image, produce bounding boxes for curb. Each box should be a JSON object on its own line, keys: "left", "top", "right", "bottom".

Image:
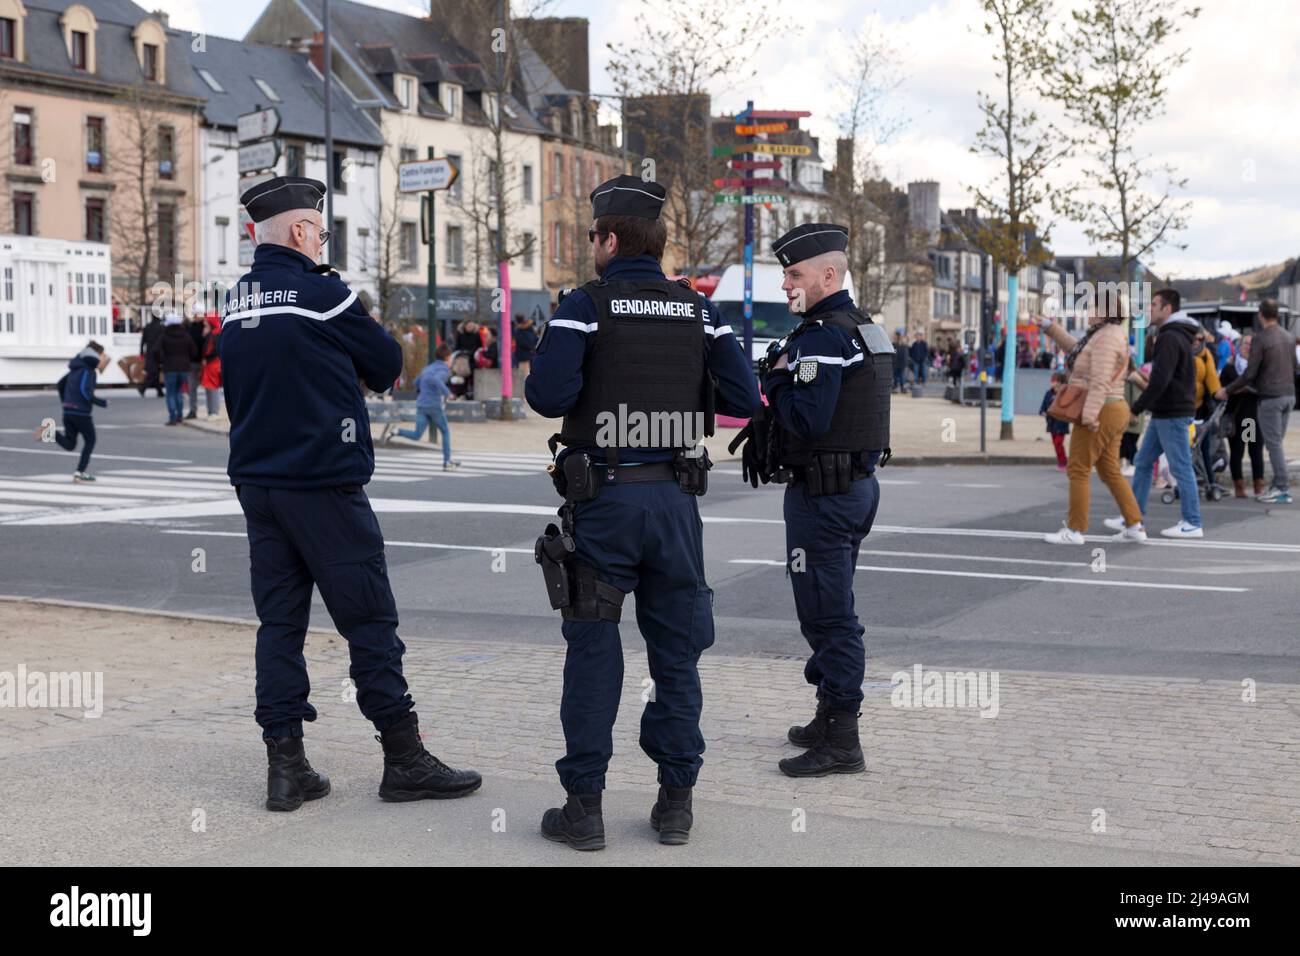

{"left": 0, "top": 594, "right": 336, "bottom": 635}
{"left": 887, "top": 454, "right": 1057, "bottom": 467}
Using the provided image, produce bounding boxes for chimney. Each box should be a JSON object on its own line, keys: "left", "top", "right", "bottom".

{"left": 308, "top": 31, "right": 324, "bottom": 75}
{"left": 153, "top": 9, "right": 169, "bottom": 29}
{"left": 907, "top": 181, "right": 941, "bottom": 244}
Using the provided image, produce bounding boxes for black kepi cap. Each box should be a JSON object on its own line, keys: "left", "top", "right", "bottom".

{"left": 772, "top": 223, "right": 849, "bottom": 267}
{"left": 590, "top": 174, "right": 666, "bottom": 220}
{"left": 239, "top": 176, "right": 327, "bottom": 223}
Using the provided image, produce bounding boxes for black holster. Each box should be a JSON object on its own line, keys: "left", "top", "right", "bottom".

{"left": 797, "top": 452, "right": 865, "bottom": 496}
{"left": 534, "top": 520, "right": 575, "bottom": 611}
{"left": 673, "top": 446, "right": 711, "bottom": 496}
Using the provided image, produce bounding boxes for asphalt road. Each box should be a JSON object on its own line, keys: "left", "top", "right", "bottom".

{"left": 2, "top": 387, "right": 1298, "bottom": 684}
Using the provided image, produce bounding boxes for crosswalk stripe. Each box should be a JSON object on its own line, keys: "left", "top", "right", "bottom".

{"left": 0, "top": 488, "right": 150, "bottom": 507}
{"left": 0, "top": 478, "right": 212, "bottom": 500}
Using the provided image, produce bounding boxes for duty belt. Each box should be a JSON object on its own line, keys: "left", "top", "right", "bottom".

{"left": 591, "top": 461, "right": 678, "bottom": 487}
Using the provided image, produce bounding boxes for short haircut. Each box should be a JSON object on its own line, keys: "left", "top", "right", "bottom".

{"left": 435, "top": 343, "right": 452, "bottom": 360}
{"left": 1152, "top": 287, "right": 1181, "bottom": 313}
{"left": 1259, "top": 297, "right": 1279, "bottom": 320}
{"left": 596, "top": 214, "right": 667, "bottom": 260}
{"left": 1051, "top": 370, "right": 1067, "bottom": 383}
{"left": 86, "top": 340, "right": 104, "bottom": 355}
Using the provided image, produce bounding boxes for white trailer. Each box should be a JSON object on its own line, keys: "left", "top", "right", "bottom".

{"left": 0, "top": 234, "right": 138, "bottom": 387}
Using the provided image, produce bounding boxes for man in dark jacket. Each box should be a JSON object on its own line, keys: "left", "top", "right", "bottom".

{"left": 138, "top": 315, "right": 164, "bottom": 397}
{"left": 185, "top": 316, "right": 206, "bottom": 419}
{"left": 1126, "top": 288, "right": 1204, "bottom": 537}
{"left": 222, "top": 175, "right": 480, "bottom": 812}
{"left": 1216, "top": 298, "right": 1296, "bottom": 502}
{"left": 42, "top": 341, "right": 109, "bottom": 481}
{"left": 908, "top": 332, "right": 929, "bottom": 384}
{"left": 891, "top": 332, "right": 908, "bottom": 391}
{"left": 158, "top": 313, "right": 197, "bottom": 424}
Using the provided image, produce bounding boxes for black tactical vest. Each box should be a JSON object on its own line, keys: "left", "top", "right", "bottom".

{"left": 777, "top": 308, "right": 892, "bottom": 465}
{"left": 559, "top": 277, "right": 713, "bottom": 448}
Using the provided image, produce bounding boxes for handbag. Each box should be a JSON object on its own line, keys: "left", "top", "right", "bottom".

{"left": 1046, "top": 383, "right": 1087, "bottom": 424}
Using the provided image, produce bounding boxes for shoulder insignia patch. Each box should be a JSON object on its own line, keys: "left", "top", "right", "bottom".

{"left": 795, "top": 358, "right": 820, "bottom": 383}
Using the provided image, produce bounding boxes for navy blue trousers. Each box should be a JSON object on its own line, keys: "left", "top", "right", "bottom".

{"left": 783, "top": 475, "right": 880, "bottom": 713}
{"left": 237, "top": 484, "right": 413, "bottom": 739}
{"left": 55, "top": 413, "right": 95, "bottom": 472}
{"left": 557, "top": 479, "right": 715, "bottom": 794}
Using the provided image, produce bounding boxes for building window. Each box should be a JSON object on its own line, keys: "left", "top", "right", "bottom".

{"left": 0, "top": 18, "right": 15, "bottom": 60}
{"left": 522, "top": 163, "right": 533, "bottom": 203}
{"left": 446, "top": 224, "right": 463, "bottom": 268}
{"left": 158, "top": 125, "right": 174, "bottom": 180}
{"left": 551, "top": 222, "right": 562, "bottom": 264}
{"left": 522, "top": 232, "right": 534, "bottom": 270}
{"left": 157, "top": 206, "right": 176, "bottom": 278}
{"left": 441, "top": 84, "right": 460, "bottom": 119}
{"left": 86, "top": 116, "right": 104, "bottom": 172}
{"left": 142, "top": 42, "right": 158, "bottom": 81}
{"left": 13, "top": 107, "right": 32, "bottom": 166}
{"left": 487, "top": 160, "right": 498, "bottom": 202}
{"left": 446, "top": 153, "right": 462, "bottom": 198}
{"left": 197, "top": 68, "right": 224, "bottom": 93}
{"left": 285, "top": 143, "right": 303, "bottom": 178}
{"left": 215, "top": 216, "right": 229, "bottom": 265}
{"left": 252, "top": 78, "right": 280, "bottom": 102}
{"left": 13, "top": 192, "right": 33, "bottom": 235}
{"left": 399, "top": 221, "right": 417, "bottom": 268}
{"left": 3, "top": 267, "right": 13, "bottom": 300}
{"left": 400, "top": 146, "right": 417, "bottom": 164}
{"left": 550, "top": 153, "right": 563, "bottom": 196}
{"left": 332, "top": 218, "right": 347, "bottom": 269}
{"left": 332, "top": 150, "right": 347, "bottom": 194}
{"left": 71, "top": 30, "right": 89, "bottom": 70}
{"left": 357, "top": 227, "right": 369, "bottom": 272}
{"left": 85, "top": 198, "right": 105, "bottom": 242}
{"left": 574, "top": 157, "right": 583, "bottom": 197}
{"left": 400, "top": 77, "right": 414, "bottom": 110}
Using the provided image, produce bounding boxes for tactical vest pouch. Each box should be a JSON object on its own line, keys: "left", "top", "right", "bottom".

{"left": 562, "top": 453, "right": 600, "bottom": 503}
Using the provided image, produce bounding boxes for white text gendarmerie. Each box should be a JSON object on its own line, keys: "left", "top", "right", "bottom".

{"left": 224, "top": 287, "right": 300, "bottom": 316}
{"left": 609, "top": 298, "right": 697, "bottom": 318}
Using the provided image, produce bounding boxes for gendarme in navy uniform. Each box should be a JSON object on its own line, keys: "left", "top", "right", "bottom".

{"left": 221, "top": 175, "right": 479, "bottom": 811}
{"left": 731, "top": 222, "right": 892, "bottom": 779}
{"left": 526, "top": 174, "right": 761, "bottom": 849}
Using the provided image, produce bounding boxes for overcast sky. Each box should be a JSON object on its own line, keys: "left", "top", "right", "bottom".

{"left": 157, "top": 0, "right": 1300, "bottom": 279}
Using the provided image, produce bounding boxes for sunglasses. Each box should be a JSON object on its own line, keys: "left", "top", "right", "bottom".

{"left": 295, "top": 220, "right": 330, "bottom": 245}
{"left": 587, "top": 229, "right": 608, "bottom": 243}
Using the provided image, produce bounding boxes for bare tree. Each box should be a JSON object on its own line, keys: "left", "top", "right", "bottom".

{"left": 607, "top": 0, "right": 792, "bottom": 276}
{"left": 111, "top": 82, "right": 186, "bottom": 309}
{"left": 967, "top": 0, "right": 1072, "bottom": 438}
{"left": 1044, "top": 0, "right": 1200, "bottom": 281}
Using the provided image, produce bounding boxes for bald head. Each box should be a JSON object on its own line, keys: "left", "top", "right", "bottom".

{"left": 257, "top": 208, "right": 324, "bottom": 261}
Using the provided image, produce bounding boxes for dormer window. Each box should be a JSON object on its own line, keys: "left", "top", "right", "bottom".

{"left": 141, "top": 41, "right": 158, "bottom": 80}
{"left": 440, "top": 84, "right": 460, "bottom": 120}
{"left": 483, "top": 92, "right": 498, "bottom": 126}
{"left": 398, "top": 75, "right": 415, "bottom": 111}
{"left": 0, "top": 16, "right": 17, "bottom": 61}
{"left": 60, "top": 4, "right": 97, "bottom": 74}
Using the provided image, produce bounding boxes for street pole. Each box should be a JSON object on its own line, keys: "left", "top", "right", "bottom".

{"left": 495, "top": 0, "right": 513, "bottom": 420}
{"left": 742, "top": 99, "right": 754, "bottom": 363}
{"left": 980, "top": 253, "right": 990, "bottom": 453}
{"left": 1133, "top": 260, "right": 1147, "bottom": 366}
{"left": 426, "top": 146, "right": 437, "bottom": 363}
{"left": 1001, "top": 265, "right": 1019, "bottom": 440}
{"left": 322, "top": 0, "right": 333, "bottom": 256}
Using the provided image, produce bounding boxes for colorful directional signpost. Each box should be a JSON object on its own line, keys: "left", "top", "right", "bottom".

{"left": 712, "top": 107, "right": 813, "bottom": 358}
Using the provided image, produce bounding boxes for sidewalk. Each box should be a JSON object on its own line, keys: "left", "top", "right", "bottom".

{"left": 186, "top": 394, "right": 1300, "bottom": 466}
{"left": 1, "top": 599, "right": 1294, "bottom": 866}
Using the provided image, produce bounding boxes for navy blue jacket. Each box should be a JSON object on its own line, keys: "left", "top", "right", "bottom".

{"left": 525, "top": 254, "right": 761, "bottom": 463}
{"left": 762, "top": 289, "right": 865, "bottom": 441}
{"left": 220, "top": 243, "right": 403, "bottom": 488}
{"left": 60, "top": 354, "right": 108, "bottom": 416}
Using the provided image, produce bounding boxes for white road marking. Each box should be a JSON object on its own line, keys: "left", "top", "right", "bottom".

{"left": 0, "top": 445, "right": 190, "bottom": 464}
{"left": 730, "top": 558, "right": 1249, "bottom": 593}
{"left": 162, "top": 529, "right": 534, "bottom": 555}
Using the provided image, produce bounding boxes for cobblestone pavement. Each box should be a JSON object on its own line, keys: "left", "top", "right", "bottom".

{"left": 1, "top": 601, "right": 1294, "bottom": 865}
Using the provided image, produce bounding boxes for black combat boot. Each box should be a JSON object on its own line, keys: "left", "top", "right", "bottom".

{"left": 377, "top": 712, "right": 482, "bottom": 800}
{"left": 649, "top": 785, "right": 693, "bottom": 845}
{"left": 265, "top": 736, "right": 330, "bottom": 812}
{"left": 541, "top": 792, "right": 605, "bottom": 851}
{"left": 787, "top": 695, "right": 829, "bottom": 748}
{"left": 778, "top": 710, "right": 865, "bottom": 777}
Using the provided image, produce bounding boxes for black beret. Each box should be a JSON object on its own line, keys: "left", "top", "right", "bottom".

{"left": 590, "top": 174, "right": 666, "bottom": 220}
{"left": 239, "top": 176, "right": 326, "bottom": 223}
{"left": 772, "top": 223, "right": 849, "bottom": 267}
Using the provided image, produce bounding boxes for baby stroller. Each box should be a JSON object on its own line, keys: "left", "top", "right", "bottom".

{"left": 1161, "top": 400, "right": 1228, "bottom": 504}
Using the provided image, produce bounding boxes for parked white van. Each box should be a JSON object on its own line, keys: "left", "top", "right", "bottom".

{"left": 710, "top": 261, "right": 856, "bottom": 364}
